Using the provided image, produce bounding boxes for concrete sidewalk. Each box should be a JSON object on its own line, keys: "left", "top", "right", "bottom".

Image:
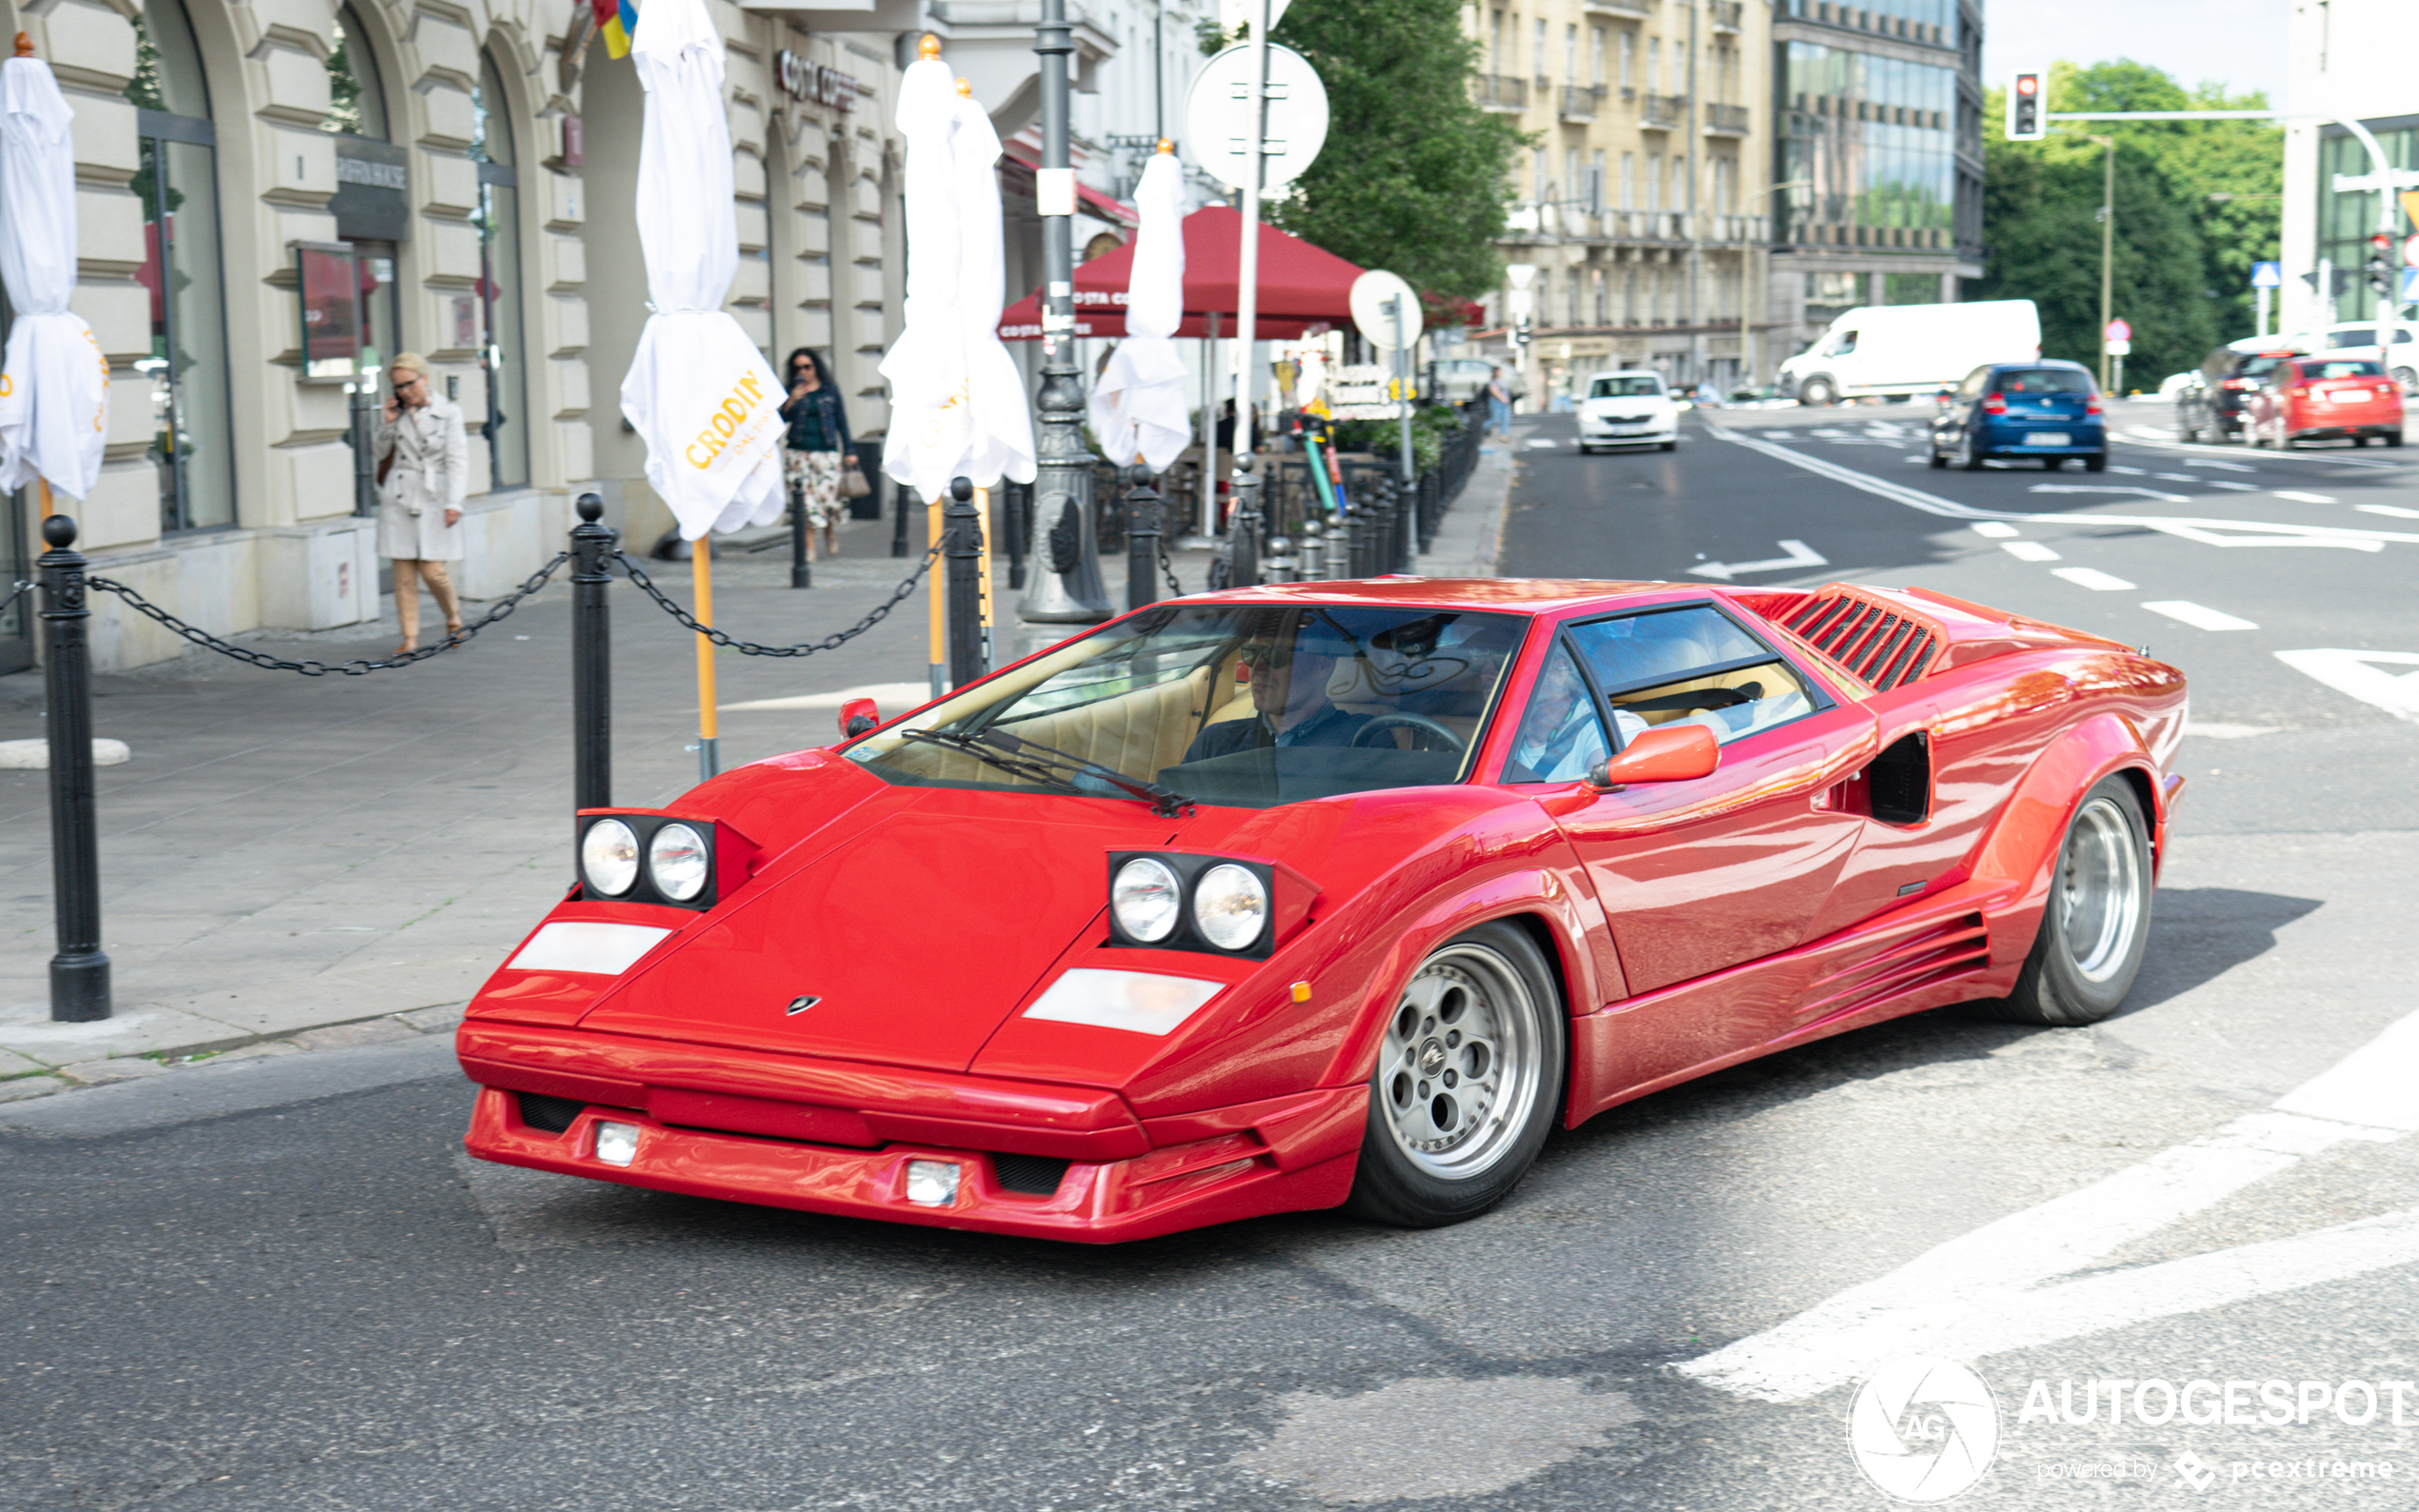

{"left": 1, "top": 455, "right": 1518, "bottom": 1099}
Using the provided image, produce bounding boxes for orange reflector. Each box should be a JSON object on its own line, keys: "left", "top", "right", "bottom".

{"left": 1290, "top": 982, "right": 1312, "bottom": 1003}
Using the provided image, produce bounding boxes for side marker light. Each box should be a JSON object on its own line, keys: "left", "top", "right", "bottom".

{"left": 1291, "top": 982, "right": 1312, "bottom": 1003}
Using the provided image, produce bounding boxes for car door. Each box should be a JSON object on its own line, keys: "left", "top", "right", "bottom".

{"left": 1527, "top": 606, "right": 1876, "bottom": 1003}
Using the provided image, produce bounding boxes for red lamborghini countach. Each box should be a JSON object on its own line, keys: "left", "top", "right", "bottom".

{"left": 457, "top": 579, "right": 2187, "bottom": 1242}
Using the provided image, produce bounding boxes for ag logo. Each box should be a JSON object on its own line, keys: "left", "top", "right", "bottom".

{"left": 1847, "top": 1356, "right": 1999, "bottom": 1502}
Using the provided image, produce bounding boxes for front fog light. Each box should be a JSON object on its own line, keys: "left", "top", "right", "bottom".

{"left": 593, "top": 1121, "right": 641, "bottom": 1166}
{"left": 905, "top": 1160, "right": 961, "bottom": 1207}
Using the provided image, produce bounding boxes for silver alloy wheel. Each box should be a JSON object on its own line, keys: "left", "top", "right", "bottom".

{"left": 2057, "top": 794, "right": 2144, "bottom": 984}
{"left": 1378, "top": 943, "right": 1545, "bottom": 1180}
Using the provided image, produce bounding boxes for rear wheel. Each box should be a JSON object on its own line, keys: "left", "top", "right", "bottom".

{"left": 2177, "top": 407, "right": 2201, "bottom": 444}
{"left": 2043, "top": 455, "right": 2066, "bottom": 469}
{"left": 1961, "top": 432, "right": 1985, "bottom": 470}
{"left": 2389, "top": 429, "right": 2407, "bottom": 448}
{"left": 2084, "top": 451, "right": 2108, "bottom": 472}
{"left": 1970, "top": 776, "right": 2152, "bottom": 1027}
{"left": 1348, "top": 923, "right": 1565, "bottom": 1227}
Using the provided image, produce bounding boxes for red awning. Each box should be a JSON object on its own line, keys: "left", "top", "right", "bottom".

{"left": 996, "top": 206, "right": 1367, "bottom": 342}
{"left": 997, "top": 145, "right": 1141, "bottom": 229}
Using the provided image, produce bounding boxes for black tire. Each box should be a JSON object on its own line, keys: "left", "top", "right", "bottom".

{"left": 2084, "top": 451, "right": 2108, "bottom": 472}
{"left": 1961, "top": 432, "right": 1985, "bottom": 470}
{"left": 1970, "top": 776, "right": 2152, "bottom": 1027}
{"left": 1347, "top": 921, "right": 1566, "bottom": 1228}
{"left": 1928, "top": 448, "right": 1948, "bottom": 468}
{"left": 2389, "top": 429, "right": 2407, "bottom": 448}
{"left": 2043, "top": 455, "right": 2066, "bottom": 469}
{"left": 1800, "top": 375, "right": 1836, "bottom": 408}
{"left": 2177, "top": 407, "right": 2201, "bottom": 444}
{"left": 1658, "top": 439, "right": 1677, "bottom": 452}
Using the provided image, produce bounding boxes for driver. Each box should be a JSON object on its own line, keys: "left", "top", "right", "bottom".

{"left": 1184, "top": 623, "right": 1369, "bottom": 761}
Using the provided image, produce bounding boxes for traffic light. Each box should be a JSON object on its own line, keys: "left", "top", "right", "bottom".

{"left": 1513, "top": 319, "right": 1532, "bottom": 349}
{"left": 2008, "top": 71, "right": 2044, "bottom": 141}
{"left": 2368, "top": 233, "right": 2394, "bottom": 295}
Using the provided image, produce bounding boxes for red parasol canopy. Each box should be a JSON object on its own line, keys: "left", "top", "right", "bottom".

{"left": 996, "top": 205, "right": 1365, "bottom": 343}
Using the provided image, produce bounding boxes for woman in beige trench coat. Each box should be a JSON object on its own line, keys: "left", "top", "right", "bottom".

{"left": 375, "top": 352, "right": 469, "bottom": 653}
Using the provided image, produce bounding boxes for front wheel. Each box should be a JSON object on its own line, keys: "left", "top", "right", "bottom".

{"left": 1347, "top": 922, "right": 1565, "bottom": 1227}
{"left": 2177, "top": 408, "right": 2201, "bottom": 444}
{"left": 1970, "top": 775, "right": 2152, "bottom": 1027}
{"left": 1658, "top": 438, "right": 1677, "bottom": 452}
{"left": 1928, "top": 448, "right": 1949, "bottom": 469}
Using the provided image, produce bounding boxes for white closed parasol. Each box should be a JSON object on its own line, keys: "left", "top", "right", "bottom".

{"left": 0, "top": 34, "right": 110, "bottom": 505}
{"left": 616, "top": 0, "right": 783, "bottom": 541}
{"left": 1087, "top": 143, "right": 1190, "bottom": 473}
{"left": 880, "top": 40, "right": 1035, "bottom": 504}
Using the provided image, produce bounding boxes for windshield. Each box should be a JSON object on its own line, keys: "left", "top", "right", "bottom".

{"left": 2305, "top": 359, "right": 2383, "bottom": 379}
{"left": 849, "top": 604, "right": 1528, "bottom": 809}
{"left": 1994, "top": 368, "right": 2092, "bottom": 394}
{"left": 1589, "top": 375, "right": 1663, "bottom": 398}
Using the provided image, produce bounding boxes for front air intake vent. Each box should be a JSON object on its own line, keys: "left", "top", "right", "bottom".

{"left": 1780, "top": 591, "right": 1942, "bottom": 690}
{"left": 992, "top": 1152, "right": 1071, "bottom": 1196}
{"left": 516, "top": 1092, "right": 586, "bottom": 1134}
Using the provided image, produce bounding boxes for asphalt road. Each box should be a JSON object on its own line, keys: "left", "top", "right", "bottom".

{"left": 7, "top": 408, "right": 2418, "bottom": 1511}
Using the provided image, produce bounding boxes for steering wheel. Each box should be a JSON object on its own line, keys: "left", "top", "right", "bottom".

{"left": 1350, "top": 713, "right": 1466, "bottom": 752}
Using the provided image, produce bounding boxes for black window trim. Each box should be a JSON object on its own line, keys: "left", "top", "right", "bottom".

{"left": 1555, "top": 598, "right": 1838, "bottom": 752}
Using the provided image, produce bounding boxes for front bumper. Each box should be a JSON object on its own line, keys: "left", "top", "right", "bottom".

{"left": 456, "top": 1022, "right": 1367, "bottom": 1243}
{"left": 1581, "top": 419, "right": 1674, "bottom": 443}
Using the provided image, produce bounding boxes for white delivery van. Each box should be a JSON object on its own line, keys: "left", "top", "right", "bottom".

{"left": 1778, "top": 300, "right": 2042, "bottom": 405}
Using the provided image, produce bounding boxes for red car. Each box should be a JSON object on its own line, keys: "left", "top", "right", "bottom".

{"left": 2247, "top": 356, "right": 2407, "bottom": 448}
{"left": 457, "top": 580, "right": 2187, "bottom": 1243}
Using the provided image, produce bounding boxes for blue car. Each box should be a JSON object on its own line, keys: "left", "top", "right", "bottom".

{"left": 1929, "top": 360, "right": 2109, "bottom": 471}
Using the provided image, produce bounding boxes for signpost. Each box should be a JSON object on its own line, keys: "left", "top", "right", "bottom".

{"left": 1349, "top": 269, "right": 1422, "bottom": 483}
{"left": 2251, "top": 259, "right": 2281, "bottom": 341}
{"left": 2104, "top": 319, "right": 2131, "bottom": 395}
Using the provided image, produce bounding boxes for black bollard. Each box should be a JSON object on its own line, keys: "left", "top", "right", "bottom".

{"left": 788, "top": 467, "right": 811, "bottom": 589}
{"left": 890, "top": 477, "right": 910, "bottom": 559}
{"left": 1226, "top": 453, "right": 1262, "bottom": 588}
{"left": 1005, "top": 480, "right": 1028, "bottom": 591}
{"left": 944, "top": 475, "right": 985, "bottom": 686}
{"left": 570, "top": 493, "right": 615, "bottom": 815}
{"left": 1124, "top": 467, "right": 1164, "bottom": 611}
{"left": 38, "top": 514, "right": 109, "bottom": 1023}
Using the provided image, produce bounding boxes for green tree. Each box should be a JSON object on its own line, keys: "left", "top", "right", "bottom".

{"left": 1976, "top": 60, "right": 2280, "bottom": 387}
{"left": 1206, "top": 0, "right": 1524, "bottom": 319}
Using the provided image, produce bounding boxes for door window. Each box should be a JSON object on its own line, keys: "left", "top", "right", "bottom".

{"left": 1566, "top": 605, "right": 1820, "bottom": 746}
{"left": 1825, "top": 328, "right": 1858, "bottom": 356}
{"left": 1502, "top": 643, "right": 1611, "bottom": 784}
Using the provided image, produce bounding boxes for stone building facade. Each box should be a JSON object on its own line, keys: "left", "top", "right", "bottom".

{"left": 0, "top": 0, "right": 910, "bottom": 671}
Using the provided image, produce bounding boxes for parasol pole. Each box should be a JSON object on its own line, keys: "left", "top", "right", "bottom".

{"left": 927, "top": 495, "right": 946, "bottom": 695}
{"left": 1223, "top": 0, "right": 1271, "bottom": 587}
{"left": 691, "top": 539, "right": 718, "bottom": 780}
{"left": 976, "top": 485, "right": 993, "bottom": 669}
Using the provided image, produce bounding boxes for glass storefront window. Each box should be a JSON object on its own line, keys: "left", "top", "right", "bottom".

{"left": 471, "top": 56, "right": 530, "bottom": 490}
{"left": 127, "top": 0, "right": 235, "bottom": 534}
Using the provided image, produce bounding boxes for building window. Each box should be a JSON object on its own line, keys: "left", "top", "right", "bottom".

{"left": 470, "top": 54, "right": 530, "bottom": 490}
{"left": 1590, "top": 28, "right": 1606, "bottom": 86}
{"left": 1619, "top": 151, "right": 1635, "bottom": 209}
{"left": 127, "top": 0, "right": 235, "bottom": 535}
{"left": 1619, "top": 31, "right": 1633, "bottom": 89}
{"left": 325, "top": 5, "right": 389, "bottom": 137}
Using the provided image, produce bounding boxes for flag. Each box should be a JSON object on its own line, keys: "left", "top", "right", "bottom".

{"left": 594, "top": 0, "right": 636, "bottom": 60}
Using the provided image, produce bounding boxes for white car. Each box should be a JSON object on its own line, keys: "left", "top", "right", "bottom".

{"left": 1577, "top": 370, "right": 1679, "bottom": 452}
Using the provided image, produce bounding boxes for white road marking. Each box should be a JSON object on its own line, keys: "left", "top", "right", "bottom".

{"left": 1526, "top": 438, "right": 1561, "bottom": 448}
{"left": 2001, "top": 542, "right": 2061, "bottom": 562}
{"left": 2273, "top": 490, "right": 2339, "bottom": 504}
{"left": 2153, "top": 472, "right": 2203, "bottom": 482}
{"left": 1676, "top": 1008, "right": 2419, "bottom": 1403}
{"left": 2108, "top": 465, "right": 2148, "bottom": 475}
{"left": 2050, "top": 567, "right": 2134, "bottom": 590}
{"left": 2031, "top": 484, "right": 2193, "bottom": 503}
{"left": 2274, "top": 649, "right": 2419, "bottom": 722}
{"left": 1706, "top": 427, "right": 2419, "bottom": 552}
{"left": 2182, "top": 722, "right": 2282, "bottom": 737}
{"left": 2143, "top": 600, "right": 2259, "bottom": 631}
{"left": 2183, "top": 458, "right": 2256, "bottom": 471}
{"left": 1902, "top": 454, "right": 1929, "bottom": 464}
{"left": 2207, "top": 481, "right": 2261, "bottom": 491}
{"left": 1970, "top": 522, "right": 2019, "bottom": 539}
{"left": 2357, "top": 503, "right": 2419, "bottom": 519}
{"left": 1808, "top": 428, "right": 1850, "bottom": 438}
{"left": 1687, "top": 540, "right": 1829, "bottom": 580}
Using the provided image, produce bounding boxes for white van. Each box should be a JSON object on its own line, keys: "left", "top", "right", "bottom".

{"left": 1779, "top": 300, "right": 2042, "bottom": 406}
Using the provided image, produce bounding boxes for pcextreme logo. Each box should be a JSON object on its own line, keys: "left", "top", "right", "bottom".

{"left": 1847, "top": 1356, "right": 2000, "bottom": 1502}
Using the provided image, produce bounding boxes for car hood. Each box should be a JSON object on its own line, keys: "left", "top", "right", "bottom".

{"left": 576, "top": 783, "right": 1185, "bottom": 1073}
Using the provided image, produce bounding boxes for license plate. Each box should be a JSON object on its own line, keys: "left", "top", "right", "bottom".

{"left": 2024, "top": 432, "right": 2071, "bottom": 448}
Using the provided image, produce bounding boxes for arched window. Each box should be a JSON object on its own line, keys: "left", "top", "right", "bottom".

{"left": 126, "top": 0, "right": 235, "bottom": 532}
{"left": 325, "top": 4, "right": 390, "bottom": 139}
{"left": 470, "top": 54, "right": 530, "bottom": 489}
{"left": 324, "top": 0, "right": 407, "bottom": 511}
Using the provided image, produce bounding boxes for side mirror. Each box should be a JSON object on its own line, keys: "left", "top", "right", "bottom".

{"left": 838, "top": 697, "right": 880, "bottom": 739}
{"left": 1585, "top": 724, "right": 1719, "bottom": 790}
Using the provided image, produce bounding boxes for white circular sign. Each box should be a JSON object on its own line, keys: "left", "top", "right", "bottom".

{"left": 1350, "top": 270, "right": 1423, "bottom": 351}
{"left": 2104, "top": 317, "right": 2132, "bottom": 341}
{"left": 1847, "top": 1356, "right": 1999, "bottom": 1502}
{"left": 1184, "top": 44, "right": 1329, "bottom": 193}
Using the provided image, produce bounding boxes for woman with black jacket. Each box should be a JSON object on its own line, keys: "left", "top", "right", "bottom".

{"left": 778, "top": 348, "right": 855, "bottom": 560}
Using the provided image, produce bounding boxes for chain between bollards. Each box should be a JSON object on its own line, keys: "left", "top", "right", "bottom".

{"left": 38, "top": 515, "right": 110, "bottom": 1023}
{"left": 570, "top": 493, "right": 616, "bottom": 814}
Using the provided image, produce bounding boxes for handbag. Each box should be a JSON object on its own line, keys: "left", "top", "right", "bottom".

{"left": 837, "top": 454, "right": 870, "bottom": 500}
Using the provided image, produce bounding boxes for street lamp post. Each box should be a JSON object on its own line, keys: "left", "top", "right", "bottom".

{"left": 2087, "top": 135, "right": 2115, "bottom": 394}
{"left": 1740, "top": 178, "right": 1809, "bottom": 391}
{"left": 1019, "top": 0, "right": 1113, "bottom": 626}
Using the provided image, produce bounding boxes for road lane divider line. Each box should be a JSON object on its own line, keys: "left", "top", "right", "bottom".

{"left": 1675, "top": 1008, "right": 2419, "bottom": 1403}
{"left": 2357, "top": 504, "right": 2419, "bottom": 519}
{"left": 2184, "top": 459, "right": 2257, "bottom": 471}
{"left": 2143, "top": 601, "right": 2259, "bottom": 631}
{"left": 2051, "top": 567, "right": 2135, "bottom": 591}
{"left": 2272, "top": 491, "right": 2338, "bottom": 504}
{"left": 2035, "top": 484, "right": 2195, "bottom": 503}
{"left": 1704, "top": 426, "right": 2419, "bottom": 552}
{"left": 2001, "top": 542, "right": 2060, "bottom": 563}
{"left": 1970, "top": 522, "right": 2020, "bottom": 539}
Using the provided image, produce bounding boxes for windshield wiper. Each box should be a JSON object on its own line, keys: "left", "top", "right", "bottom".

{"left": 898, "top": 727, "right": 1195, "bottom": 817}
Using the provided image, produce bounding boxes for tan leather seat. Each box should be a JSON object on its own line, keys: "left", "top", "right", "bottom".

{"left": 884, "top": 665, "right": 1216, "bottom": 786}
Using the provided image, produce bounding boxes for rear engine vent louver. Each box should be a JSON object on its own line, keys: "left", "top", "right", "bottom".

{"left": 516, "top": 1092, "right": 586, "bottom": 1134}
{"left": 992, "top": 1152, "right": 1071, "bottom": 1196}
{"left": 1782, "top": 594, "right": 1940, "bottom": 690}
